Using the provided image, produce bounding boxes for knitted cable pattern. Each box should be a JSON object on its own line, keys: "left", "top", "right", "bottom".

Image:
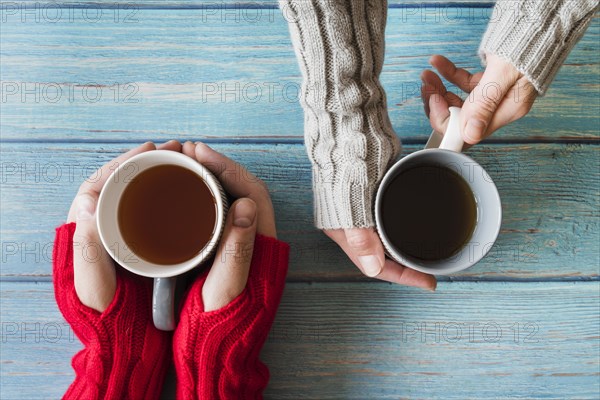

{"left": 479, "top": 0, "right": 598, "bottom": 95}
{"left": 281, "top": 0, "right": 401, "bottom": 229}
{"left": 53, "top": 223, "right": 171, "bottom": 400}
{"left": 173, "top": 234, "right": 290, "bottom": 400}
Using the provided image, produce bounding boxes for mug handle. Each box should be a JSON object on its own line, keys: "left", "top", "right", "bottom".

{"left": 424, "top": 106, "right": 464, "bottom": 152}
{"left": 153, "top": 277, "right": 176, "bottom": 331}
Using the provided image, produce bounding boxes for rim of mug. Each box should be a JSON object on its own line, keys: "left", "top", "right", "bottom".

{"left": 374, "top": 148, "right": 502, "bottom": 275}
{"left": 96, "top": 150, "right": 227, "bottom": 278}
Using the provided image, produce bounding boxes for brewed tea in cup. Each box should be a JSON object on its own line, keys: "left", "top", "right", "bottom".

{"left": 375, "top": 107, "right": 502, "bottom": 275}
{"left": 97, "top": 150, "right": 228, "bottom": 330}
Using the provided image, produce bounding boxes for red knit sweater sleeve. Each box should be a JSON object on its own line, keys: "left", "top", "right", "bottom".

{"left": 173, "top": 234, "right": 290, "bottom": 400}
{"left": 53, "top": 223, "right": 171, "bottom": 400}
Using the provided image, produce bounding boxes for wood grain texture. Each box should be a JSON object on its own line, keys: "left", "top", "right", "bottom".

{"left": 1, "top": 281, "right": 598, "bottom": 399}
{"left": 1, "top": 142, "right": 598, "bottom": 280}
{"left": 6, "top": 1, "right": 498, "bottom": 7}
{"left": 1, "top": 9, "right": 598, "bottom": 141}
{"left": 1, "top": 3, "right": 599, "bottom": 398}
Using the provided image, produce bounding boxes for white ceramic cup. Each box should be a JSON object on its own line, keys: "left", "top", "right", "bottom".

{"left": 96, "top": 150, "right": 227, "bottom": 331}
{"left": 375, "top": 107, "right": 502, "bottom": 275}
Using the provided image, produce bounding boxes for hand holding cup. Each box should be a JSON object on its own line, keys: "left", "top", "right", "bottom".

{"left": 67, "top": 140, "right": 277, "bottom": 331}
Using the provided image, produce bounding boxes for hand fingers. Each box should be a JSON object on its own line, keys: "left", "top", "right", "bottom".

{"left": 325, "top": 229, "right": 437, "bottom": 290}
{"left": 428, "top": 93, "right": 451, "bottom": 134}
{"left": 194, "top": 142, "right": 266, "bottom": 200}
{"left": 343, "top": 228, "right": 386, "bottom": 277}
{"left": 481, "top": 76, "right": 538, "bottom": 137}
{"left": 377, "top": 259, "right": 437, "bottom": 291}
{"left": 202, "top": 198, "right": 257, "bottom": 312}
{"left": 69, "top": 140, "right": 181, "bottom": 312}
{"left": 421, "top": 70, "right": 463, "bottom": 119}
{"left": 421, "top": 69, "right": 446, "bottom": 117}
{"left": 427, "top": 94, "right": 473, "bottom": 151}
{"left": 157, "top": 139, "right": 182, "bottom": 152}
{"left": 182, "top": 140, "right": 196, "bottom": 158}
{"left": 325, "top": 229, "right": 365, "bottom": 267}
{"left": 72, "top": 192, "right": 117, "bottom": 313}
{"left": 430, "top": 55, "right": 481, "bottom": 93}
{"left": 459, "top": 56, "right": 522, "bottom": 144}
{"left": 185, "top": 141, "right": 277, "bottom": 238}
{"left": 425, "top": 54, "right": 531, "bottom": 145}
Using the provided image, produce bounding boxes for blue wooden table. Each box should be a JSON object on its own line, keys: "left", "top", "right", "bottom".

{"left": 1, "top": 1, "right": 599, "bottom": 399}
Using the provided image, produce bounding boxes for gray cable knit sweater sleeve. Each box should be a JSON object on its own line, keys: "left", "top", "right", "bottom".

{"left": 281, "top": 0, "right": 598, "bottom": 231}
{"left": 480, "top": 0, "right": 599, "bottom": 95}
{"left": 280, "top": 0, "right": 400, "bottom": 229}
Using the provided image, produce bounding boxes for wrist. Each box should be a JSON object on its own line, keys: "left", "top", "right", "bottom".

{"left": 312, "top": 177, "right": 376, "bottom": 230}
{"left": 173, "top": 235, "right": 289, "bottom": 399}
{"left": 53, "top": 223, "right": 171, "bottom": 400}
{"left": 311, "top": 138, "right": 400, "bottom": 230}
{"left": 479, "top": 0, "right": 598, "bottom": 95}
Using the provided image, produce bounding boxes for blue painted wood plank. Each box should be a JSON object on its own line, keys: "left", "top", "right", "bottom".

{"left": 1, "top": 10, "right": 598, "bottom": 141}
{"left": 1, "top": 281, "right": 598, "bottom": 399}
{"left": 1, "top": 142, "right": 598, "bottom": 280}
{"left": 6, "top": 1, "right": 498, "bottom": 7}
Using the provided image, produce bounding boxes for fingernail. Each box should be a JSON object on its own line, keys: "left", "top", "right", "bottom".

{"left": 464, "top": 119, "right": 487, "bottom": 143}
{"left": 76, "top": 195, "right": 95, "bottom": 221}
{"left": 233, "top": 199, "right": 256, "bottom": 228}
{"left": 195, "top": 141, "right": 213, "bottom": 151}
{"left": 429, "top": 279, "right": 438, "bottom": 292}
{"left": 358, "top": 255, "right": 383, "bottom": 277}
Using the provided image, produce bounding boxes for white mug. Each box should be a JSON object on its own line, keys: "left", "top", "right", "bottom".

{"left": 96, "top": 150, "right": 228, "bottom": 330}
{"left": 375, "top": 107, "right": 502, "bottom": 275}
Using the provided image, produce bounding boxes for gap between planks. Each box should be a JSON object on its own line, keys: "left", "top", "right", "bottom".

{"left": 1, "top": 138, "right": 599, "bottom": 145}
{"left": 2, "top": 275, "right": 599, "bottom": 284}
{"left": 8, "top": 2, "right": 497, "bottom": 10}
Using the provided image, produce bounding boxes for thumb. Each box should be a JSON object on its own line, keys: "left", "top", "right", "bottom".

{"left": 344, "top": 228, "right": 386, "bottom": 277}
{"left": 72, "top": 193, "right": 116, "bottom": 312}
{"left": 203, "top": 198, "right": 258, "bottom": 312}
{"left": 460, "top": 61, "right": 519, "bottom": 145}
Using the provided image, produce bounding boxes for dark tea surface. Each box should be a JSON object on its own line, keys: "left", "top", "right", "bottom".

{"left": 118, "top": 164, "right": 216, "bottom": 265}
{"left": 381, "top": 164, "right": 477, "bottom": 261}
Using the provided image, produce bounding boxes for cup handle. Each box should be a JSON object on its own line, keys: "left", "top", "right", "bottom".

{"left": 424, "top": 130, "right": 443, "bottom": 149}
{"left": 153, "top": 277, "right": 176, "bottom": 331}
{"left": 438, "top": 106, "right": 464, "bottom": 152}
